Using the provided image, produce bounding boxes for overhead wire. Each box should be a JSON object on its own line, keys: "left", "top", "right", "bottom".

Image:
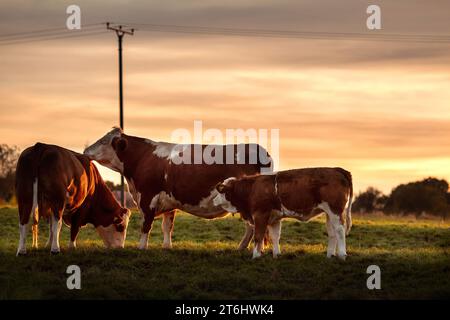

{"left": 0, "top": 21, "right": 449, "bottom": 46}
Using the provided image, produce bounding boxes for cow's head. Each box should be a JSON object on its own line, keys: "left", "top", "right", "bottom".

{"left": 83, "top": 127, "right": 128, "bottom": 173}
{"left": 213, "top": 177, "right": 238, "bottom": 213}
{"left": 96, "top": 207, "right": 131, "bottom": 248}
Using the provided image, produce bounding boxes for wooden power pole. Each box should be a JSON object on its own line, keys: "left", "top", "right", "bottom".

{"left": 106, "top": 22, "right": 134, "bottom": 207}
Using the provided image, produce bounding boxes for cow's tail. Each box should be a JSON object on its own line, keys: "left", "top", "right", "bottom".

{"left": 16, "top": 144, "right": 45, "bottom": 255}
{"left": 16, "top": 143, "right": 45, "bottom": 225}
{"left": 336, "top": 168, "right": 353, "bottom": 235}
{"left": 346, "top": 191, "right": 353, "bottom": 236}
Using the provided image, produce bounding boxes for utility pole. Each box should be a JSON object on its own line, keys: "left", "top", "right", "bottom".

{"left": 106, "top": 22, "right": 134, "bottom": 207}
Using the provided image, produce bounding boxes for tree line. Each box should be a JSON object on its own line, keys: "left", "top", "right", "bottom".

{"left": 1, "top": 143, "right": 449, "bottom": 218}
{"left": 353, "top": 178, "right": 450, "bottom": 219}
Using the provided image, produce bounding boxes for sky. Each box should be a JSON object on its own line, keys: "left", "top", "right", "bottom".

{"left": 1, "top": 0, "right": 449, "bottom": 194}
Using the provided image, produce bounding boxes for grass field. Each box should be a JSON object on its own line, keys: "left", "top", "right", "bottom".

{"left": 0, "top": 206, "right": 449, "bottom": 299}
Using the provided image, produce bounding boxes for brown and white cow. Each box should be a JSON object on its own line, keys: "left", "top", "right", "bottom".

{"left": 83, "top": 128, "right": 272, "bottom": 250}
{"left": 15, "top": 143, "right": 130, "bottom": 255}
{"left": 213, "top": 167, "right": 353, "bottom": 260}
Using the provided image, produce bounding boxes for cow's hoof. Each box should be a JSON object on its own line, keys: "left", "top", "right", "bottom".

{"left": 162, "top": 243, "right": 172, "bottom": 249}
{"left": 252, "top": 253, "right": 262, "bottom": 259}
{"left": 326, "top": 254, "right": 336, "bottom": 259}
{"left": 51, "top": 250, "right": 60, "bottom": 255}
{"left": 337, "top": 254, "right": 347, "bottom": 261}
{"left": 16, "top": 251, "right": 27, "bottom": 256}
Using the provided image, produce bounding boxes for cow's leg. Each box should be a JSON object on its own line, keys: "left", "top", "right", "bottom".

{"left": 326, "top": 214, "right": 337, "bottom": 258}
{"left": 252, "top": 211, "right": 270, "bottom": 259}
{"left": 324, "top": 209, "right": 346, "bottom": 260}
{"left": 45, "top": 217, "right": 53, "bottom": 248}
{"left": 263, "top": 230, "right": 270, "bottom": 251}
{"left": 162, "top": 210, "right": 175, "bottom": 249}
{"left": 17, "top": 179, "right": 38, "bottom": 256}
{"left": 31, "top": 205, "right": 39, "bottom": 249}
{"left": 31, "top": 225, "right": 38, "bottom": 249}
{"left": 69, "top": 216, "right": 80, "bottom": 249}
{"left": 139, "top": 205, "right": 156, "bottom": 250}
{"left": 17, "top": 223, "right": 28, "bottom": 256}
{"left": 268, "top": 219, "right": 282, "bottom": 258}
{"left": 50, "top": 209, "right": 63, "bottom": 254}
{"left": 238, "top": 221, "right": 254, "bottom": 250}
{"left": 335, "top": 216, "right": 347, "bottom": 260}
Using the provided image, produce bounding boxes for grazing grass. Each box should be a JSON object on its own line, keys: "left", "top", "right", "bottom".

{"left": 0, "top": 206, "right": 449, "bottom": 299}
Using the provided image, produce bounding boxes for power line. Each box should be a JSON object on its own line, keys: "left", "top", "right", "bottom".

{"left": 0, "top": 26, "right": 104, "bottom": 44}
{"left": 119, "top": 22, "right": 450, "bottom": 43}
{"left": 1, "top": 21, "right": 449, "bottom": 45}
{"left": 0, "top": 29, "right": 108, "bottom": 46}
{"left": 0, "top": 23, "right": 104, "bottom": 40}
{"left": 139, "top": 29, "right": 449, "bottom": 43}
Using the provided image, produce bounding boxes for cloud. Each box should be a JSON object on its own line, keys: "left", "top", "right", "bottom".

{"left": 1, "top": 0, "right": 450, "bottom": 193}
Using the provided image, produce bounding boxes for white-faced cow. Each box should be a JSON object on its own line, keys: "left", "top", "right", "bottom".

{"left": 213, "top": 167, "right": 353, "bottom": 260}
{"left": 15, "top": 143, "right": 130, "bottom": 255}
{"left": 83, "top": 128, "right": 272, "bottom": 250}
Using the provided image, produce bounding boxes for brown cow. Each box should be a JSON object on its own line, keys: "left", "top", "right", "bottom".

{"left": 83, "top": 128, "right": 272, "bottom": 250}
{"left": 213, "top": 168, "right": 353, "bottom": 260}
{"left": 15, "top": 143, "right": 130, "bottom": 255}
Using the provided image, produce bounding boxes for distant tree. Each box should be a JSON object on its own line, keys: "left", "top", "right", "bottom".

{"left": 105, "top": 180, "right": 122, "bottom": 191}
{"left": 352, "top": 187, "right": 387, "bottom": 213}
{"left": 0, "top": 144, "right": 20, "bottom": 203}
{"left": 384, "top": 177, "right": 449, "bottom": 218}
{"left": 0, "top": 144, "right": 19, "bottom": 176}
{"left": 105, "top": 180, "right": 117, "bottom": 191}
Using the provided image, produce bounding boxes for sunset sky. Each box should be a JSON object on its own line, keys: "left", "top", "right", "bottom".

{"left": 1, "top": 0, "right": 450, "bottom": 194}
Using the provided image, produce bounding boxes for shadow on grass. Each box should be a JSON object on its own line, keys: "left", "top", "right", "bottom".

{"left": 0, "top": 207, "right": 449, "bottom": 299}
{"left": 1, "top": 243, "right": 449, "bottom": 300}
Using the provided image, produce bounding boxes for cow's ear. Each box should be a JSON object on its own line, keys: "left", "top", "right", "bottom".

{"left": 112, "top": 137, "right": 128, "bottom": 152}
{"left": 216, "top": 183, "right": 227, "bottom": 193}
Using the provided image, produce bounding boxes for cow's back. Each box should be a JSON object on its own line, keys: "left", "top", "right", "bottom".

{"left": 276, "top": 167, "right": 351, "bottom": 214}
{"left": 130, "top": 140, "right": 271, "bottom": 206}
{"left": 16, "top": 143, "right": 91, "bottom": 219}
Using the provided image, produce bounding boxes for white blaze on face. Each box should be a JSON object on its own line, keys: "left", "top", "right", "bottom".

{"left": 83, "top": 128, "right": 124, "bottom": 173}
{"left": 212, "top": 177, "right": 238, "bottom": 212}
{"left": 96, "top": 210, "right": 130, "bottom": 248}
{"left": 212, "top": 193, "right": 237, "bottom": 213}
{"left": 96, "top": 225, "right": 125, "bottom": 248}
